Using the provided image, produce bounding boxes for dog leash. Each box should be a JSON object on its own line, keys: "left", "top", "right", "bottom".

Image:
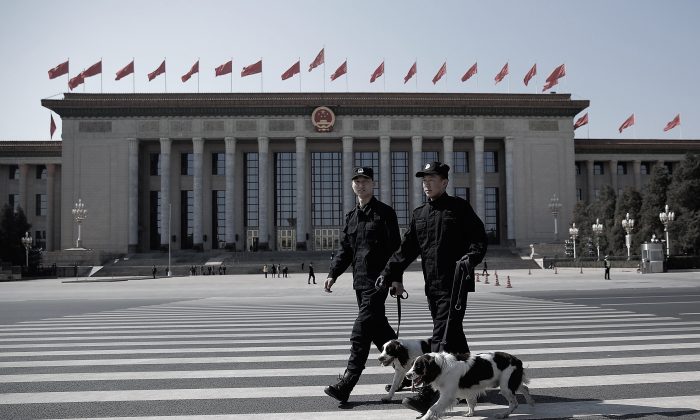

{"left": 375, "top": 276, "right": 408, "bottom": 338}
{"left": 439, "top": 259, "right": 470, "bottom": 352}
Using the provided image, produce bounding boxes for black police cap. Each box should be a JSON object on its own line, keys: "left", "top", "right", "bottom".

{"left": 415, "top": 161, "right": 449, "bottom": 179}
{"left": 352, "top": 167, "right": 374, "bottom": 180}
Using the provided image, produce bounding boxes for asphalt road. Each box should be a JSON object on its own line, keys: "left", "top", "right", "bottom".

{"left": 1, "top": 268, "right": 699, "bottom": 419}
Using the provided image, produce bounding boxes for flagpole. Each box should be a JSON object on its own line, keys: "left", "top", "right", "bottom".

{"left": 132, "top": 57, "right": 135, "bottom": 94}
{"left": 323, "top": 46, "right": 326, "bottom": 93}
{"left": 197, "top": 57, "right": 200, "bottom": 93}
{"left": 100, "top": 57, "right": 103, "bottom": 93}
{"left": 67, "top": 57, "right": 70, "bottom": 89}
{"left": 260, "top": 57, "right": 263, "bottom": 93}
{"left": 415, "top": 58, "right": 418, "bottom": 92}
{"left": 299, "top": 57, "right": 302, "bottom": 93}
{"left": 230, "top": 57, "right": 233, "bottom": 93}
{"left": 164, "top": 58, "right": 167, "bottom": 93}
{"left": 383, "top": 58, "right": 386, "bottom": 92}
{"left": 345, "top": 58, "right": 348, "bottom": 93}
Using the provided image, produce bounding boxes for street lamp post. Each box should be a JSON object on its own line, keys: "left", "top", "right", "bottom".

{"left": 592, "top": 218, "right": 604, "bottom": 260}
{"left": 71, "top": 198, "right": 88, "bottom": 248}
{"left": 659, "top": 204, "right": 675, "bottom": 258}
{"left": 621, "top": 212, "right": 635, "bottom": 260}
{"left": 548, "top": 193, "right": 562, "bottom": 241}
{"left": 21, "top": 231, "right": 33, "bottom": 267}
{"left": 568, "top": 222, "right": 579, "bottom": 259}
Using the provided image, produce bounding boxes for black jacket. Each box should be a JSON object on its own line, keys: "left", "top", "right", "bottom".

{"left": 382, "top": 192, "right": 487, "bottom": 295}
{"left": 328, "top": 197, "right": 402, "bottom": 289}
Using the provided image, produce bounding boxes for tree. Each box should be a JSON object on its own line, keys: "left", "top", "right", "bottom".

{"left": 637, "top": 165, "right": 671, "bottom": 248}
{"left": 0, "top": 205, "right": 32, "bottom": 265}
{"left": 667, "top": 153, "right": 700, "bottom": 255}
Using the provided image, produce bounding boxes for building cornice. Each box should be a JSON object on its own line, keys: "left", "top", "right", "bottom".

{"left": 575, "top": 138, "right": 700, "bottom": 155}
{"left": 42, "top": 92, "right": 589, "bottom": 119}
{"left": 0, "top": 141, "right": 62, "bottom": 158}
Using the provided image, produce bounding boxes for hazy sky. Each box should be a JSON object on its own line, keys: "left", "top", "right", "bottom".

{"left": 1, "top": 0, "right": 697, "bottom": 140}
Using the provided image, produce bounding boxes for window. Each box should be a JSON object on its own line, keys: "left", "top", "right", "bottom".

{"left": 455, "top": 187, "right": 470, "bottom": 202}
{"left": 454, "top": 151, "right": 469, "bottom": 173}
{"left": 35, "top": 194, "right": 47, "bottom": 216}
{"left": 312, "top": 152, "right": 343, "bottom": 226}
{"left": 577, "top": 188, "right": 583, "bottom": 201}
{"left": 617, "top": 162, "right": 627, "bottom": 175}
{"left": 149, "top": 153, "right": 161, "bottom": 176}
{"left": 8, "top": 194, "right": 19, "bottom": 213}
{"left": 575, "top": 162, "right": 581, "bottom": 175}
{"left": 180, "top": 190, "right": 194, "bottom": 249}
{"left": 593, "top": 162, "right": 604, "bottom": 175}
{"left": 422, "top": 151, "right": 439, "bottom": 166}
{"left": 484, "top": 151, "right": 498, "bottom": 173}
{"left": 245, "top": 153, "right": 259, "bottom": 227}
{"left": 212, "top": 191, "right": 226, "bottom": 249}
{"left": 212, "top": 153, "right": 225, "bottom": 175}
{"left": 354, "top": 151, "right": 380, "bottom": 197}
{"left": 36, "top": 165, "right": 47, "bottom": 179}
{"left": 180, "top": 153, "right": 193, "bottom": 176}
{"left": 9, "top": 165, "right": 19, "bottom": 180}
{"left": 640, "top": 162, "right": 651, "bottom": 175}
{"left": 275, "top": 152, "right": 296, "bottom": 227}
{"left": 149, "top": 191, "right": 161, "bottom": 250}
{"left": 391, "top": 151, "right": 410, "bottom": 225}
{"left": 35, "top": 230, "right": 46, "bottom": 250}
{"left": 485, "top": 187, "right": 499, "bottom": 244}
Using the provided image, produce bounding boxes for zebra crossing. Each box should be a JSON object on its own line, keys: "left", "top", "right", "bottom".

{"left": 2, "top": 293, "right": 700, "bottom": 419}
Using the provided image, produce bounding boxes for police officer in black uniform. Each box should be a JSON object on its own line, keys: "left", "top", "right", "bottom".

{"left": 379, "top": 161, "right": 487, "bottom": 414}
{"left": 323, "top": 167, "right": 402, "bottom": 403}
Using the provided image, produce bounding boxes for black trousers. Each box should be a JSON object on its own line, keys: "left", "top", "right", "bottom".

{"left": 347, "top": 287, "right": 397, "bottom": 374}
{"left": 428, "top": 292, "right": 469, "bottom": 354}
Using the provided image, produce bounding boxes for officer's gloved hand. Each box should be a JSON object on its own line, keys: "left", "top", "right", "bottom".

{"left": 390, "top": 281, "right": 405, "bottom": 298}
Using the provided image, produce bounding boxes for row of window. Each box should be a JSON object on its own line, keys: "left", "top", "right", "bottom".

{"left": 147, "top": 151, "right": 500, "bottom": 177}
{"left": 8, "top": 194, "right": 47, "bottom": 216}
{"left": 7, "top": 165, "right": 48, "bottom": 180}
{"left": 575, "top": 161, "right": 673, "bottom": 176}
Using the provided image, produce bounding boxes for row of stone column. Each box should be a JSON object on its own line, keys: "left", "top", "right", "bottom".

{"left": 127, "top": 135, "right": 514, "bottom": 251}
{"left": 15, "top": 163, "right": 57, "bottom": 251}
{"left": 582, "top": 159, "right": 666, "bottom": 203}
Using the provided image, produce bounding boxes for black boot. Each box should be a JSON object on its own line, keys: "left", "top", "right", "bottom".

{"left": 402, "top": 386, "right": 439, "bottom": 414}
{"left": 324, "top": 370, "right": 361, "bottom": 403}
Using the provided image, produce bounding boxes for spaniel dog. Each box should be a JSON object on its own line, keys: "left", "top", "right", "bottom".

{"left": 377, "top": 338, "right": 430, "bottom": 402}
{"left": 406, "top": 351, "right": 534, "bottom": 419}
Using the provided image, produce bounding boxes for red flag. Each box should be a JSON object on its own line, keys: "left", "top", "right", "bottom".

{"left": 115, "top": 60, "right": 134, "bottom": 81}
{"left": 495, "top": 62, "right": 509, "bottom": 84}
{"left": 215, "top": 60, "right": 233, "bottom": 77}
{"left": 281, "top": 60, "right": 301, "bottom": 80}
{"left": 404, "top": 62, "right": 417, "bottom": 84}
{"left": 663, "top": 114, "right": 681, "bottom": 132}
{"left": 574, "top": 113, "right": 589, "bottom": 129}
{"left": 370, "top": 61, "right": 384, "bottom": 83}
{"left": 432, "top": 62, "right": 446, "bottom": 84}
{"left": 148, "top": 60, "right": 166, "bottom": 81}
{"left": 48, "top": 61, "right": 69, "bottom": 79}
{"left": 181, "top": 60, "right": 199, "bottom": 82}
{"left": 523, "top": 63, "right": 537, "bottom": 86}
{"left": 543, "top": 64, "right": 566, "bottom": 92}
{"left": 82, "top": 60, "right": 102, "bottom": 78}
{"left": 308, "top": 48, "right": 324, "bottom": 72}
{"left": 461, "top": 62, "right": 477, "bottom": 82}
{"left": 241, "top": 60, "right": 262, "bottom": 77}
{"left": 330, "top": 60, "right": 347, "bottom": 81}
{"left": 618, "top": 114, "right": 635, "bottom": 133}
{"left": 50, "top": 115, "right": 56, "bottom": 139}
{"left": 68, "top": 72, "right": 85, "bottom": 90}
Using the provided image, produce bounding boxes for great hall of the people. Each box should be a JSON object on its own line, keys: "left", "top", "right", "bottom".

{"left": 1, "top": 92, "right": 698, "bottom": 255}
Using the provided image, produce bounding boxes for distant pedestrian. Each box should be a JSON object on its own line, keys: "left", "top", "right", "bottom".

{"left": 263, "top": 264, "right": 268, "bottom": 278}
{"left": 604, "top": 256, "right": 611, "bottom": 280}
{"left": 481, "top": 260, "right": 488, "bottom": 276}
{"left": 208, "top": 266, "right": 212, "bottom": 275}
{"left": 271, "top": 264, "right": 277, "bottom": 278}
{"left": 308, "top": 262, "right": 316, "bottom": 284}
{"left": 152, "top": 265, "right": 157, "bottom": 279}
{"left": 222, "top": 264, "right": 226, "bottom": 275}
{"left": 301, "top": 262, "right": 304, "bottom": 271}
{"left": 282, "top": 265, "right": 288, "bottom": 277}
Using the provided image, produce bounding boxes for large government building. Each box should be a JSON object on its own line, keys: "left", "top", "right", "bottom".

{"left": 1, "top": 92, "right": 697, "bottom": 255}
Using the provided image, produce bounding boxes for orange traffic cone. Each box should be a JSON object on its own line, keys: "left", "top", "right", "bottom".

{"left": 506, "top": 276, "right": 512, "bottom": 288}
{"left": 484, "top": 273, "right": 490, "bottom": 284}
{"left": 494, "top": 273, "right": 500, "bottom": 286}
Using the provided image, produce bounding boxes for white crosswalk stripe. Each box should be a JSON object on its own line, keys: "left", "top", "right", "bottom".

{"left": 1, "top": 293, "right": 699, "bottom": 419}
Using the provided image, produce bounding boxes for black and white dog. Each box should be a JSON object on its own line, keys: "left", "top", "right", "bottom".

{"left": 377, "top": 338, "right": 431, "bottom": 402}
{"left": 406, "top": 351, "right": 535, "bottom": 419}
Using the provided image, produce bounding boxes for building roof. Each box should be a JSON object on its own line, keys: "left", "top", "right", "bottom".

{"left": 42, "top": 92, "right": 589, "bottom": 118}
{"left": 574, "top": 138, "right": 700, "bottom": 155}
{"left": 0, "top": 141, "right": 62, "bottom": 157}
